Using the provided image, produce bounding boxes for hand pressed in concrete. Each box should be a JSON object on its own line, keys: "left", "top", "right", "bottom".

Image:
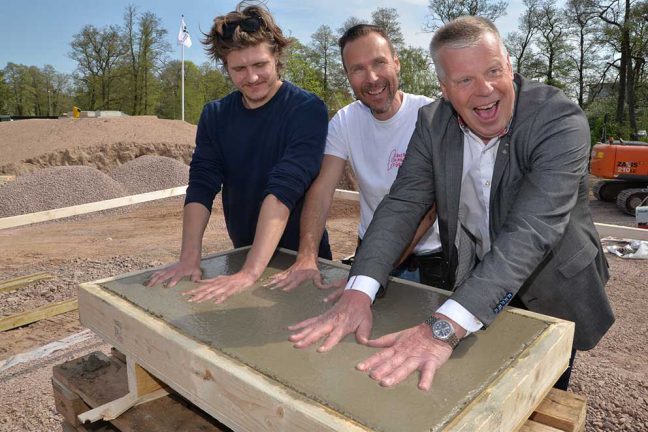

{"left": 357, "top": 323, "right": 454, "bottom": 391}
{"left": 265, "top": 257, "right": 346, "bottom": 302}
{"left": 265, "top": 256, "right": 325, "bottom": 290}
{"left": 288, "top": 289, "right": 373, "bottom": 352}
{"left": 146, "top": 259, "right": 203, "bottom": 289}
{"left": 182, "top": 270, "right": 258, "bottom": 304}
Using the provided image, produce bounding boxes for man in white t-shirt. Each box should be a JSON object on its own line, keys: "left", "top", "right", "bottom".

{"left": 267, "top": 24, "right": 444, "bottom": 351}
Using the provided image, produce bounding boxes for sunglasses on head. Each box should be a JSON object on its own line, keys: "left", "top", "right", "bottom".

{"left": 220, "top": 13, "right": 264, "bottom": 40}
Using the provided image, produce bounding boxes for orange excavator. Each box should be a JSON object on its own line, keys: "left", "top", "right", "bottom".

{"left": 590, "top": 138, "right": 648, "bottom": 215}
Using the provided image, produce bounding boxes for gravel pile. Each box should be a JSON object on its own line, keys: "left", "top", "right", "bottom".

{"left": 0, "top": 117, "right": 196, "bottom": 175}
{"left": 109, "top": 155, "right": 189, "bottom": 194}
{"left": 0, "top": 166, "right": 127, "bottom": 217}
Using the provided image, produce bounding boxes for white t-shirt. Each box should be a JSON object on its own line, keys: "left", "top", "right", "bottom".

{"left": 325, "top": 92, "right": 441, "bottom": 254}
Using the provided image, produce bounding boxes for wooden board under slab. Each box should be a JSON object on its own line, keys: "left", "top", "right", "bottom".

{"left": 78, "top": 248, "right": 574, "bottom": 432}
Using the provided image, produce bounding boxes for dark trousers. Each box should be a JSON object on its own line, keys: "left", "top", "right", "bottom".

{"left": 396, "top": 251, "right": 448, "bottom": 290}
{"left": 509, "top": 295, "right": 576, "bottom": 390}
{"left": 350, "top": 238, "right": 449, "bottom": 297}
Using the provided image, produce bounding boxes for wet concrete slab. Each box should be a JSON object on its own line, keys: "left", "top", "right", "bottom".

{"left": 100, "top": 249, "right": 548, "bottom": 432}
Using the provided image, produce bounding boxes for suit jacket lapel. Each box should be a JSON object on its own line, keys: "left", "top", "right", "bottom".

{"left": 443, "top": 117, "right": 464, "bottom": 256}
{"left": 490, "top": 75, "right": 523, "bottom": 224}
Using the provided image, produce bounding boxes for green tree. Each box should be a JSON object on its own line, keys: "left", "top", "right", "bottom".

{"left": 565, "top": 0, "right": 601, "bottom": 107}
{"left": 309, "top": 25, "right": 341, "bottom": 100}
{"left": 425, "top": 0, "right": 509, "bottom": 31}
{"left": 308, "top": 25, "right": 349, "bottom": 112}
{"left": 536, "top": 0, "right": 571, "bottom": 89}
{"left": 199, "top": 62, "right": 233, "bottom": 104}
{"left": 398, "top": 47, "right": 440, "bottom": 98}
{"left": 0, "top": 69, "right": 8, "bottom": 114}
{"left": 283, "top": 38, "right": 325, "bottom": 96}
{"left": 3, "top": 63, "right": 32, "bottom": 115}
{"left": 371, "top": 7, "right": 405, "bottom": 50}
{"left": 505, "top": 0, "right": 541, "bottom": 75}
{"left": 69, "top": 24, "right": 126, "bottom": 110}
{"left": 156, "top": 60, "right": 204, "bottom": 124}
{"left": 122, "top": 6, "right": 171, "bottom": 115}
{"left": 337, "top": 16, "right": 368, "bottom": 37}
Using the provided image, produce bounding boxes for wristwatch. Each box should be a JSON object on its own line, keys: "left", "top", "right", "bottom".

{"left": 424, "top": 316, "right": 460, "bottom": 349}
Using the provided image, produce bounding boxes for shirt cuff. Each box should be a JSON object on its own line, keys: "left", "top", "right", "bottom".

{"left": 345, "top": 275, "right": 381, "bottom": 302}
{"left": 436, "top": 299, "right": 484, "bottom": 334}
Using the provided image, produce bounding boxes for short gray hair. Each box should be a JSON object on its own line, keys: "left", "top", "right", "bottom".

{"left": 430, "top": 16, "right": 507, "bottom": 80}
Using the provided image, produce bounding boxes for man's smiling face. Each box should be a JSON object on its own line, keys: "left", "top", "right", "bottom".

{"left": 342, "top": 32, "right": 402, "bottom": 121}
{"left": 438, "top": 32, "right": 515, "bottom": 142}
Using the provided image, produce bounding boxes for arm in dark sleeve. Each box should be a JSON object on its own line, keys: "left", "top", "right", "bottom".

{"left": 349, "top": 108, "right": 437, "bottom": 287}
{"left": 263, "top": 98, "right": 328, "bottom": 210}
{"left": 185, "top": 104, "right": 224, "bottom": 212}
{"left": 452, "top": 94, "right": 590, "bottom": 325}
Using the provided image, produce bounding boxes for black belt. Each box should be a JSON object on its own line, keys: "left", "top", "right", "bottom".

{"left": 401, "top": 250, "right": 445, "bottom": 271}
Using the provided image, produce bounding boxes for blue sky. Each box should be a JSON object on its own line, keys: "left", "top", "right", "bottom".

{"left": 1, "top": 0, "right": 526, "bottom": 74}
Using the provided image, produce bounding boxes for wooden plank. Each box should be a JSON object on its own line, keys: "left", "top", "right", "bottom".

{"left": 0, "top": 298, "right": 78, "bottom": 332}
{"left": 0, "top": 186, "right": 187, "bottom": 230}
{"left": 78, "top": 388, "right": 169, "bottom": 423}
{"left": 53, "top": 351, "right": 231, "bottom": 432}
{"left": 333, "top": 188, "right": 359, "bottom": 201}
{"left": 126, "top": 357, "right": 165, "bottom": 396}
{"left": 0, "top": 272, "right": 55, "bottom": 293}
{"left": 78, "top": 249, "right": 573, "bottom": 432}
{"left": 528, "top": 389, "right": 587, "bottom": 432}
{"left": 446, "top": 307, "right": 573, "bottom": 432}
{"left": 594, "top": 222, "right": 648, "bottom": 240}
{"left": 519, "top": 419, "right": 564, "bottom": 432}
{"left": 0, "top": 175, "right": 16, "bottom": 186}
{"left": 53, "top": 376, "right": 91, "bottom": 427}
{"left": 62, "top": 420, "right": 118, "bottom": 432}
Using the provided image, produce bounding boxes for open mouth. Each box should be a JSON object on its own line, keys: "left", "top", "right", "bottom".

{"left": 366, "top": 85, "right": 386, "bottom": 97}
{"left": 473, "top": 100, "right": 499, "bottom": 120}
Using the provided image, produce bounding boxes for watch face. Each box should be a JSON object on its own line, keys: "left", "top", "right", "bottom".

{"left": 432, "top": 320, "right": 453, "bottom": 339}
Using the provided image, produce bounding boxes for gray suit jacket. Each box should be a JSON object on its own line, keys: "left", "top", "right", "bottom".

{"left": 350, "top": 75, "right": 614, "bottom": 350}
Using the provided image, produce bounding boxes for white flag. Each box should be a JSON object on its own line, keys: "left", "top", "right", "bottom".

{"left": 178, "top": 16, "right": 192, "bottom": 48}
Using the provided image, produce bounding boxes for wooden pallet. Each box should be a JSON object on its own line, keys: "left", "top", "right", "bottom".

{"left": 53, "top": 351, "right": 228, "bottom": 432}
{"left": 53, "top": 351, "right": 586, "bottom": 432}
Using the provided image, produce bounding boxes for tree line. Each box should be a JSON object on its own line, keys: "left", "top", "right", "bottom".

{"left": 1, "top": 1, "right": 646, "bottom": 141}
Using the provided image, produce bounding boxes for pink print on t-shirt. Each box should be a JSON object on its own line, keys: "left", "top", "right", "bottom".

{"left": 388, "top": 149, "right": 405, "bottom": 171}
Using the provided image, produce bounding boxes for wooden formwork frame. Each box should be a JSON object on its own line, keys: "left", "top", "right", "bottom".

{"left": 78, "top": 249, "right": 574, "bottom": 432}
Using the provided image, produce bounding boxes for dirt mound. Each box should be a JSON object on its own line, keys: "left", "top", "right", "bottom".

{"left": 110, "top": 155, "right": 189, "bottom": 194}
{"left": 0, "top": 166, "right": 127, "bottom": 217}
{"left": 0, "top": 116, "right": 196, "bottom": 175}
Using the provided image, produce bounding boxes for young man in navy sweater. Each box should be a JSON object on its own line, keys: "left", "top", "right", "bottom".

{"left": 148, "top": 3, "right": 331, "bottom": 301}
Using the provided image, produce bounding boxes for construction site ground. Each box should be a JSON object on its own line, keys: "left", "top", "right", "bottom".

{"left": 0, "top": 117, "right": 646, "bottom": 432}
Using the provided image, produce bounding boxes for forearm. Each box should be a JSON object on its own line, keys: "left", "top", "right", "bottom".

{"left": 298, "top": 186, "right": 335, "bottom": 262}
{"left": 396, "top": 205, "right": 437, "bottom": 266}
{"left": 297, "top": 155, "right": 346, "bottom": 262}
{"left": 240, "top": 194, "right": 290, "bottom": 279}
{"left": 179, "top": 202, "right": 211, "bottom": 264}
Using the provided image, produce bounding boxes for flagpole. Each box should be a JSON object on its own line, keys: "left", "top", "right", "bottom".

{"left": 181, "top": 40, "right": 185, "bottom": 122}
{"left": 181, "top": 15, "right": 185, "bottom": 122}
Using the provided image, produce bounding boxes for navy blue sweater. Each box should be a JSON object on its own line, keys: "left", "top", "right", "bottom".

{"left": 185, "top": 81, "right": 332, "bottom": 259}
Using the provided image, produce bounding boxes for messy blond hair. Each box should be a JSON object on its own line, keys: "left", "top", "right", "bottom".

{"left": 203, "top": 2, "right": 290, "bottom": 71}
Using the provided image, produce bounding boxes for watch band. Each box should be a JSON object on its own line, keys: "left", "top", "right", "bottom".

{"left": 424, "top": 316, "right": 460, "bottom": 349}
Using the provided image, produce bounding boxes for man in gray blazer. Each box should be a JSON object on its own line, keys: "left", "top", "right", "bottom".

{"left": 289, "top": 16, "right": 614, "bottom": 391}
